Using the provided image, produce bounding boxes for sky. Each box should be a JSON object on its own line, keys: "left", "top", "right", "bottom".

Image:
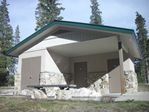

{"left": 7, "top": 0, "right": 149, "bottom": 40}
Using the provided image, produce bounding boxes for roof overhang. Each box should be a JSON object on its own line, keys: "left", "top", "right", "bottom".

{"left": 48, "top": 36, "right": 118, "bottom": 57}
{"left": 6, "top": 20, "right": 141, "bottom": 59}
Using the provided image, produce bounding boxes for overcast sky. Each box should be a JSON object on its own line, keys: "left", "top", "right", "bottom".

{"left": 7, "top": 0, "right": 149, "bottom": 40}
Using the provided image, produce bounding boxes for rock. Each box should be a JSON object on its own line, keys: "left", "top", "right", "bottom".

{"left": 49, "top": 88, "right": 101, "bottom": 100}
{"left": 20, "top": 89, "right": 47, "bottom": 99}
{"left": 46, "top": 87, "right": 59, "bottom": 99}
{"left": 73, "top": 87, "right": 100, "bottom": 96}
{"left": 71, "top": 88, "right": 101, "bottom": 100}
{"left": 31, "top": 89, "right": 48, "bottom": 99}
{"left": 20, "top": 89, "right": 33, "bottom": 96}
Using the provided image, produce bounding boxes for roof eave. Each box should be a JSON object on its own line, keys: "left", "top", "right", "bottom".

{"left": 6, "top": 20, "right": 141, "bottom": 58}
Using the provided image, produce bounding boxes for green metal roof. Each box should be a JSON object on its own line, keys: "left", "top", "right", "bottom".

{"left": 6, "top": 20, "right": 139, "bottom": 57}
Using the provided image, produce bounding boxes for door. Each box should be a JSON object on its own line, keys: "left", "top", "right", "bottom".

{"left": 107, "top": 59, "right": 121, "bottom": 93}
{"left": 74, "top": 62, "right": 87, "bottom": 87}
{"left": 21, "top": 56, "right": 41, "bottom": 89}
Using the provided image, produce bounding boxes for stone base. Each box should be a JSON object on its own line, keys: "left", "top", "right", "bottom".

{"left": 20, "top": 87, "right": 101, "bottom": 100}
{"left": 15, "top": 72, "right": 110, "bottom": 100}
{"left": 88, "top": 74, "right": 109, "bottom": 95}
{"left": 49, "top": 88, "right": 101, "bottom": 100}
{"left": 125, "top": 71, "right": 138, "bottom": 93}
{"left": 14, "top": 70, "right": 138, "bottom": 100}
{"left": 41, "top": 72, "right": 109, "bottom": 100}
{"left": 40, "top": 72, "right": 66, "bottom": 85}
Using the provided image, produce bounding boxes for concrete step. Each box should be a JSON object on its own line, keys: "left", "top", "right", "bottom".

{"left": 0, "top": 86, "right": 15, "bottom": 96}
{"left": 115, "top": 92, "right": 149, "bottom": 101}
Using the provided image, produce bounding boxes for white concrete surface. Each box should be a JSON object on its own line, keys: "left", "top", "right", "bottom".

{"left": 115, "top": 92, "right": 149, "bottom": 101}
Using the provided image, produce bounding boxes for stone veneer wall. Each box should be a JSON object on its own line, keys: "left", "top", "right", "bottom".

{"left": 39, "top": 72, "right": 102, "bottom": 100}
{"left": 124, "top": 71, "right": 138, "bottom": 93}
{"left": 15, "top": 70, "right": 138, "bottom": 99}
{"left": 40, "top": 72, "right": 67, "bottom": 85}
{"left": 88, "top": 73, "right": 109, "bottom": 95}
{"left": 40, "top": 72, "right": 66, "bottom": 98}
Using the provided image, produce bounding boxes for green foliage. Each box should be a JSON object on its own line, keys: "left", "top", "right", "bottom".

{"left": 90, "top": 0, "right": 102, "bottom": 25}
{"left": 136, "top": 60, "right": 145, "bottom": 83}
{"left": 135, "top": 12, "right": 149, "bottom": 83}
{"left": 0, "top": 0, "right": 13, "bottom": 53}
{"left": 13, "top": 25, "right": 20, "bottom": 45}
{"left": 10, "top": 25, "right": 20, "bottom": 75}
{"left": 7, "top": 75, "right": 14, "bottom": 86}
{"left": 0, "top": 0, "right": 14, "bottom": 86}
{"left": 147, "top": 39, "right": 149, "bottom": 57}
{"left": 35, "top": 0, "right": 65, "bottom": 30}
{"left": 135, "top": 12, "right": 148, "bottom": 57}
{"left": 0, "top": 72, "right": 8, "bottom": 86}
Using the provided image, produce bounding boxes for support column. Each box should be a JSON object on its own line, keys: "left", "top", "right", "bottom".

{"left": 118, "top": 40, "right": 126, "bottom": 94}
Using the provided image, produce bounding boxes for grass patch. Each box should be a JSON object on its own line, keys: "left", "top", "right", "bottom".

{"left": 0, "top": 97, "right": 149, "bottom": 112}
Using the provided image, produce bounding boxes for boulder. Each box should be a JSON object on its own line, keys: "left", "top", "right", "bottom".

{"left": 31, "top": 89, "right": 48, "bottom": 99}
{"left": 20, "top": 89, "right": 47, "bottom": 99}
{"left": 20, "top": 89, "right": 33, "bottom": 96}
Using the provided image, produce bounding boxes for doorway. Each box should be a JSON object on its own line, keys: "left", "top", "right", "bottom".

{"left": 21, "top": 56, "right": 41, "bottom": 89}
{"left": 74, "top": 62, "right": 87, "bottom": 87}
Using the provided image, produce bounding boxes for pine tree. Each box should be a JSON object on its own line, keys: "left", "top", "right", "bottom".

{"left": 10, "top": 25, "right": 20, "bottom": 75}
{"left": 0, "top": 0, "right": 13, "bottom": 85}
{"left": 135, "top": 12, "right": 149, "bottom": 83}
{"left": 14, "top": 25, "right": 20, "bottom": 45}
{"left": 147, "top": 38, "right": 149, "bottom": 80}
{"left": 147, "top": 38, "right": 149, "bottom": 57}
{"left": 35, "top": 0, "right": 64, "bottom": 30}
{"left": 90, "top": 0, "right": 102, "bottom": 25}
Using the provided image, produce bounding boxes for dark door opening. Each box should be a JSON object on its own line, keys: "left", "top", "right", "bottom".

{"left": 74, "top": 62, "right": 87, "bottom": 87}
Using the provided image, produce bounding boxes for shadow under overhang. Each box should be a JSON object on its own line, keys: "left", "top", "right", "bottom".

{"left": 48, "top": 36, "right": 118, "bottom": 57}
